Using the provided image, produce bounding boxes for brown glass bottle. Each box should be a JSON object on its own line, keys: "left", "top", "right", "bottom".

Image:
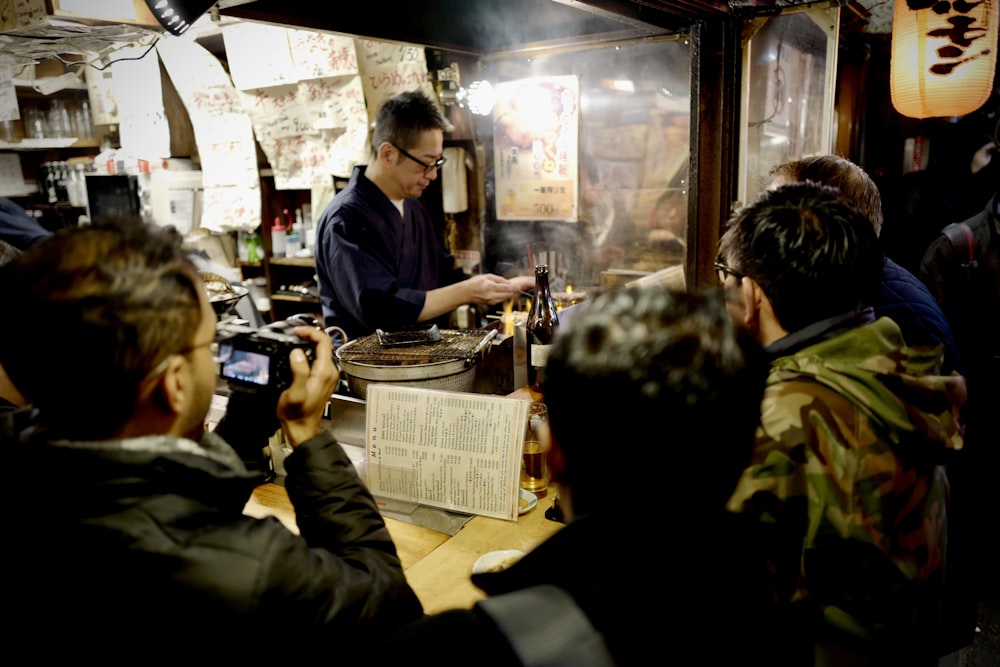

{"left": 526, "top": 264, "right": 559, "bottom": 390}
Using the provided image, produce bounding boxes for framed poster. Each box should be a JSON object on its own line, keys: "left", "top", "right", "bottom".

{"left": 493, "top": 75, "right": 578, "bottom": 221}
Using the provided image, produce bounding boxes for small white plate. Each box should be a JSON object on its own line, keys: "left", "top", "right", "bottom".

{"left": 472, "top": 549, "right": 526, "bottom": 575}
{"left": 518, "top": 488, "right": 538, "bottom": 515}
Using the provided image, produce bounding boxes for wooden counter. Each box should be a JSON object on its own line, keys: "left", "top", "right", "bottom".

{"left": 401, "top": 488, "right": 562, "bottom": 614}
{"left": 245, "top": 481, "right": 563, "bottom": 613}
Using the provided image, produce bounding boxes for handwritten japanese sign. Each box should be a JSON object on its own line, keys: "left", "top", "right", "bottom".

{"left": 289, "top": 29, "right": 359, "bottom": 80}
{"left": 222, "top": 21, "right": 297, "bottom": 90}
{"left": 355, "top": 39, "right": 436, "bottom": 127}
{"left": 156, "top": 37, "right": 261, "bottom": 232}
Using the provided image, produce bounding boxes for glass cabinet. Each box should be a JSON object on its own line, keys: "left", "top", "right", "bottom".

{"left": 738, "top": 4, "right": 840, "bottom": 206}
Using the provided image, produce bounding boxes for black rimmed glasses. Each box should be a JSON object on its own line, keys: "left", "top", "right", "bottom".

{"left": 183, "top": 338, "right": 227, "bottom": 363}
{"left": 144, "top": 335, "right": 228, "bottom": 383}
{"left": 714, "top": 261, "right": 746, "bottom": 284}
{"left": 393, "top": 144, "right": 446, "bottom": 175}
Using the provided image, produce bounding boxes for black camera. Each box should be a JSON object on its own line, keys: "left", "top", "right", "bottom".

{"left": 216, "top": 316, "right": 319, "bottom": 393}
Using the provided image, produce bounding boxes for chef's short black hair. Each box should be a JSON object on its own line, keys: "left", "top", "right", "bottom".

{"left": 372, "top": 89, "right": 453, "bottom": 156}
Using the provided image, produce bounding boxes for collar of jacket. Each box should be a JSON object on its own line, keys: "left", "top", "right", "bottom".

{"left": 765, "top": 307, "right": 876, "bottom": 360}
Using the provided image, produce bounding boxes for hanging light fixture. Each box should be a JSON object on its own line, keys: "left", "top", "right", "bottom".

{"left": 435, "top": 63, "right": 496, "bottom": 116}
{"left": 890, "top": 0, "right": 999, "bottom": 119}
{"left": 143, "top": 0, "right": 218, "bottom": 36}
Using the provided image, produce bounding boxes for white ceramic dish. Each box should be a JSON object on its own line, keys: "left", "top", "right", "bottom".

{"left": 518, "top": 488, "right": 538, "bottom": 515}
{"left": 472, "top": 549, "right": 526, "bottom": 575}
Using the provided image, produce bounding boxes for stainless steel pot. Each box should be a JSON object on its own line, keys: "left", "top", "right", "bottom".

{"left": 334, "top": 329, "right": 496, "bottom": 399}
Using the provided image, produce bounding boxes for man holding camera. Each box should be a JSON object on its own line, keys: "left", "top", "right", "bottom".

{"left": 0, "top": 220, "right": 423, "bottom": 661}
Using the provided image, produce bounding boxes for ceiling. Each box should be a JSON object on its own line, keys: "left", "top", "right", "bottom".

{"left": 0, "top": 1, "right": 893, "bottom": 70}
{"left": 219, "top": 0, "right": 896, "bottom": 57}
{"left": 219, "top": 0, "right": 735, "bottom": 56}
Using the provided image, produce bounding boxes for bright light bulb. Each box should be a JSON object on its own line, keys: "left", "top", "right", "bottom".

{"left": 465, "top": 80, "right": 495, "bottom": 116}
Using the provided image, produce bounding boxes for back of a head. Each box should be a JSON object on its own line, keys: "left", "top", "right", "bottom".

{"left": 542, "top": 287, "right": 768, "bottom": 517}
{"left": 720, "top": 181, "right": 884, "bottom": 334}
{"left": 372, "top": 89, "right": 454, "bottom": 153}
{"left": 0, "top": 220, "right": 202, "bottom": 439}
{"left": 770, "top": 155, "right": 884, "bottom": 235}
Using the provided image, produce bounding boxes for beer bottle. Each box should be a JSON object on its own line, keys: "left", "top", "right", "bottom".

{"left": 526, "top": 264, "right": 559, "bottom": 391}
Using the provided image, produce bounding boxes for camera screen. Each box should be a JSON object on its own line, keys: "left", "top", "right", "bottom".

{"left": 221, "top": 349, "right": 270, "bottom": 386}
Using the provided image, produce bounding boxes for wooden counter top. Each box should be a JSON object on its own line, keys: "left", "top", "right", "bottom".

{"left": 401, "top": 489, "right": 562, "bottom": 614}
{"left": 245, "top": 481, "right": 563, "bottom": 613}
{"left": 244, "top": 482, "right": 451, "bottom": 571}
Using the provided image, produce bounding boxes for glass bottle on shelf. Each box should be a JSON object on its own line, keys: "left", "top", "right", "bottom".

{"left": 72, "top": 101, "right": 94, "bottom": 140}
{"left": 77, "top": 164, "right": 89, "bottom": 207}
{"left": 48, "top": 100, "right": 73, "bottom": 138}
{"left": 44, "top": 162, "right": 58, "bottom": 204}
{"left": 66, "top": 163, "right": 80, "bottom": 206}
{"left": 55, "top": 161, "right": 70, "bottom": 204}
{"left": 526, "top": 264, "right": 559, "bottom": 391}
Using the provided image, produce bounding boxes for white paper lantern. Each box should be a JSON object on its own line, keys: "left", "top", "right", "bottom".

{"left": 890, "top": 0, "right": 999, "bottom": 119}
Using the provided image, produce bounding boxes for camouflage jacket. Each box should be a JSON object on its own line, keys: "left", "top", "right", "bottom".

{"left": 727, "top": 316, "right": 965, "bottom": 655}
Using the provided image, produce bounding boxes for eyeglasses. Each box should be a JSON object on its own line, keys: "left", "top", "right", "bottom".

{"left": 145, "top": 334, "right": 229, "bottom": 382}
{"left": 393, "top": 144, "right": 447, "bottom": 175}
{"left": 714, "top": 261, "right": 746, "bottom": 284}
{"left": 181, "top": 338, "right": 227, "bottom": 363}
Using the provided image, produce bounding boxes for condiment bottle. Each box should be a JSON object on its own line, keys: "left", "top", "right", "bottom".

{"left": 526, "top": 264, "right": 559, "bottom": 391}
{"left": 286, "top": 224, "right": 302, "bottom": 256}
{"left": 271, "top": 216, "right": 287, "bottom": 258}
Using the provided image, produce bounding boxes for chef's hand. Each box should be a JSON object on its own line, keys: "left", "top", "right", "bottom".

{"left": 276, "top": 326, "right": 339, "bottom": 448}
{"left": 508, "top": 274, "right": 536, "bottom": 293}
{"left": 464, "top": 273, "right": 530, "bottom": 306}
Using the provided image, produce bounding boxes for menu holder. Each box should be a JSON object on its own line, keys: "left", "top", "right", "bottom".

{"left": 365, "top": 384, "right": 530, "bottom": 521}
{"left": 625, "top": 263, "right": 686, "bottom": 291}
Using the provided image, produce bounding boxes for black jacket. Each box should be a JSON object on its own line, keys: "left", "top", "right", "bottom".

{"left": 7, "top": 409, "right": 422, "bottom": 661}
{"left": 381, "top": 509, "right": 790, "bottom": 666}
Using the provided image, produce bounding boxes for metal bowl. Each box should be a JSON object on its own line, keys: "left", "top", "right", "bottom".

{"left": 201, "top": 271, "right": 249, "bottom": 316}
{"left": 208, "top": 284, "right": 249, "bottom": 315}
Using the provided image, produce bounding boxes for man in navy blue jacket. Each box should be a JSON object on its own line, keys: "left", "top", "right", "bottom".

{"left": 0, "top": 197, "right": 51, "bottom": 249}
{"left": 768, "top": 156, "right": 963, "bottom": 376}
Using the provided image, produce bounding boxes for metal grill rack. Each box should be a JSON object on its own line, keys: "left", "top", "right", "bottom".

{"left": 336, "top": 329, "right": 497, "bottom": 364}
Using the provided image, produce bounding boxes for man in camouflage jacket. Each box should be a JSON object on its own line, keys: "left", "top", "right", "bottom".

{"left": 717, "top": 182, "right": 965, "bottom": 665}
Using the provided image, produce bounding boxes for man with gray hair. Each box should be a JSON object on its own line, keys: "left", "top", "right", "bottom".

{"left": 768, "top": 155, "right": 962, "bottom": 376}
{"left": 314, "top": 90, "right": 532, "bottom": 342}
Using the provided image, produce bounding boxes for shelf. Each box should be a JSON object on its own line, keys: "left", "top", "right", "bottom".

{"left": 271, "top": 294, "right": 320, "bottom": 303}
{"left": 0, "top": 188, "right": 37, "bottom": 197}
{"left": 13, "top": 77, "right": 87, "bottom": 91}
{"left": 269, "top": 256, "right": 316, "bottom": 267}
{"left": 0, "top": 138, "right": 101, "bottom": 150}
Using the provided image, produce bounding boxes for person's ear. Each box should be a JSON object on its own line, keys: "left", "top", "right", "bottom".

{"left": 741, "top": 277, "right": 764, "bottom": 328}
{"left": 155, "top": 355, "right": 188, "bottom": 415}
{"left": 377, "top": 141, "right": 395, "bottom": 165}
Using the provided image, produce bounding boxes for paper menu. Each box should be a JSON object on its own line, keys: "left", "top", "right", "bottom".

{"left": 365, "top": 385, "right": 529, "bottom": 522}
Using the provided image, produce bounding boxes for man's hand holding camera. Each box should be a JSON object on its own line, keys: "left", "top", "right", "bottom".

{"left": 215, "top": 317, "right": 339, "bottom": 469}
{"left": 277, "top": 326, "right": 339, "bottom": 448}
